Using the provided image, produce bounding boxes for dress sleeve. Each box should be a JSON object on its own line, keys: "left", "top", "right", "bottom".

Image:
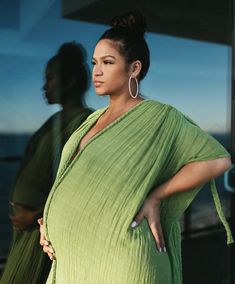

{"left": 167, "top": 107, "right": 230, "bottom": 168}
{"left": 161, "top": 107, "right": 233, "bottom": 244}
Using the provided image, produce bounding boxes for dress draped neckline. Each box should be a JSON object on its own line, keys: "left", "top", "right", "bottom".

{"left": 67, "top": 99, "right": 150, "bottom": 167}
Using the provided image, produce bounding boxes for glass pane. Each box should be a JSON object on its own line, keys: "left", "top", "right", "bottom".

{"left": 0, "top": 0, "right": 231, "bottom": 257}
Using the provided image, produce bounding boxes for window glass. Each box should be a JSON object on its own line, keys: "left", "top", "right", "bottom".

{"left": 0, "top": 0, "right": 231, "bottom": 255}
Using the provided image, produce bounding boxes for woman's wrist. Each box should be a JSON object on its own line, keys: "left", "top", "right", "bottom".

{"left": 146, "top": 187, "right": 165, "bottom": 206}
{"left": 149, "top": 180, "right": 171, "bottom": 204}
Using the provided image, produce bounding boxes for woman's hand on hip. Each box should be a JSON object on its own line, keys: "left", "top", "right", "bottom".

{"left": 38, "top": 218, "right": 56, "bottom": 261}
{"left": 131, "top": 194, "right": 166, "bottom": 253}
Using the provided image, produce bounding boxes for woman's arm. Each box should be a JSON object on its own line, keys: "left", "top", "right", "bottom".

{"left": 131, "top": 157, "right": 231, "bottom": 252}
{"left": 149, "top": 157, "right": 230, "bottom": 201}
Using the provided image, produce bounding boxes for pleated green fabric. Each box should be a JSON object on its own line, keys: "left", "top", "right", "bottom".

{"left": 0, "top": 108, "right": 92, "bottom": 284}
{"left": 0, "top": 229, "right": 51, "bottom": 284}
{"left": 44, "top": 100, "right": 232, "bottom": 284}
{"left": 11, "top": 108, "right": 93, "bottom": 208}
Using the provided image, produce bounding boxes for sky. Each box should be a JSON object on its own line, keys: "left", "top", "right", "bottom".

{"left": 0, "top": 0, "right": 232, "bottom": 134}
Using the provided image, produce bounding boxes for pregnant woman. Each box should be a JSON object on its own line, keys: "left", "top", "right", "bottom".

{"left": 40, "top": 11, "right": 233, "bottom": 284}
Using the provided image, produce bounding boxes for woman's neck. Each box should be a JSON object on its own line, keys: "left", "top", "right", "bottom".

{"left": 107, "top": 95, "right": 143, "bottom": 115}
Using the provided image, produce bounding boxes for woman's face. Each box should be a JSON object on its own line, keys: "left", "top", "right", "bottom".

{"left": 43, "top": 61, "right": 62, "bottom": 104}
{"left": 92, "top": 39, "right": 131, "bottom": 97}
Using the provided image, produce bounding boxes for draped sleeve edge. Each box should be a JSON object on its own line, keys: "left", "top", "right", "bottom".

{"left": 168, "top": 105, "right": 233, "bottom": 245}
{"left": 210, "top": 180, "right": 234, "bottom": 245}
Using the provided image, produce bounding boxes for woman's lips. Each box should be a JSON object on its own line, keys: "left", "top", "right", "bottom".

{"left": 45, "top": 92, "right": 52, "bottom": 99}
{"left": 93, "top": 81, "right": 104, "bottom": 87}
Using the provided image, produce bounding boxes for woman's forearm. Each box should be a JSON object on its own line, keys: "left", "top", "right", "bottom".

{"left": 150, "top": 157, "right": 231, "bottom": 202}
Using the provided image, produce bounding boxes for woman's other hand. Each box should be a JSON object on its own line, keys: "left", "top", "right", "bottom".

{"left": 38, "top": 218, "right": 56, "bottom": 260}
{"left": 131, "top": 194, "right": 166, "bottom": 253}
{"left": 130, "top": 157, "right": 231, "bottom": 253}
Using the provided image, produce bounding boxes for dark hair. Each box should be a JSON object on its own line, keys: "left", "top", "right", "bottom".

{"left": 99, "top": 10, "right": 150, "bottom": 81}
{"left": 48, "top": 42, "right": 90, "bottom": 104}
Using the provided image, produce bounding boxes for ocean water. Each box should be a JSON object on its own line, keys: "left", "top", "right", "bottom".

{"left": 0, "top": 133, "right": 231, "bottom": 256}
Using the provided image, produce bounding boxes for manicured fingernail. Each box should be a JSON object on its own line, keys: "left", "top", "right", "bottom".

{"left": 44, "top": 241, "right": 49, "bottom": 246}
{"left": 131, "top": 221, "right": 138, "bottom": 228}
{"left": 49, "top": 249, "right": 54, "bottom": 253}
{"left": 158, "top": 247, "right": 162, "bottom": 253}
{"left": 49, "top": 256, "right": 53, "bottom": 260}
{"left": 163, "top": 247, "right": 167, "bottom": 253}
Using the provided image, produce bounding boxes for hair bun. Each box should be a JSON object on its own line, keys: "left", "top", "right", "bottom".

{"left": 57, "top": 42, "right": 86, "bottom": 65}
{"left": 110, "top": 10, "right": 147, "bottom": 37}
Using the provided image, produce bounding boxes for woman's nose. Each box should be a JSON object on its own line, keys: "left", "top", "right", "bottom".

{"left": 42, "top": 81, "right": 48, "bottom": 91}
{"left": 93, "top": 65, "right": 103, "bottom": 76}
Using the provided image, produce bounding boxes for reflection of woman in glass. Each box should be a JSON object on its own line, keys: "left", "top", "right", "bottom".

{"left": 41, "top": 11, "right": 232, "bottom": 284}
{"left": 1, "top": 42, "right": 92, "bottom": 284}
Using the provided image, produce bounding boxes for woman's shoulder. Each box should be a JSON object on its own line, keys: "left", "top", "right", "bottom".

{"left": 165, "top": 105, "right": 198, "bottom": 126}
{"left": 143, "top": 99, "right": 199, "bottom": 127}
{"left": 144, "top": 99, "right": 180, "bottom": 113}
{"left": 141, "top": 99, "right": 177, "bottom": 116}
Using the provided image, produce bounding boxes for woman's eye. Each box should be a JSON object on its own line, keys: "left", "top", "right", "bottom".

{"left": 91, "top": 61, "right": 96, "bottom": 65}
{"left": 104, "top": 61, "right": 113, "bottom": 65}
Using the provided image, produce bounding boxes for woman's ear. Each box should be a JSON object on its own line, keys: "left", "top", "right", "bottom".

{"left": 130, "top": 60, "right": 142, "bottom": 78}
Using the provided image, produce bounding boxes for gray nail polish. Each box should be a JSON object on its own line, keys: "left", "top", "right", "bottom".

{"left": 131, "top": 221, "right": 138, "bottom": 228}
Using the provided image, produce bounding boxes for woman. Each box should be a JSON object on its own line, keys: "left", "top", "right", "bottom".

{"left": 40, "top": 11, "right": 233, "bottom": 284}
{"left": 0, "top": 42, "right": 92, "bottom": 284}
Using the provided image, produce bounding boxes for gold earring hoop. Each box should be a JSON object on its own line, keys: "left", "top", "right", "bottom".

{"left": 128, "top": 76, "right": 139, "bottom": 99}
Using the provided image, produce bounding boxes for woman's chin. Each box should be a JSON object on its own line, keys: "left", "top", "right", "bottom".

{"left": 95, "top": 91, "right": 107, "bottom": 97}
{"left": 45, "top": 97, "right": 61, "bottom": 105}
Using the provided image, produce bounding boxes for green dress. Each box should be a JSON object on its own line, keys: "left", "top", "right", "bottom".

{"left": 0, "top": 108, "right": 92, "bottom": 284}
{"left": 43, "top": 100, "right": 233, "bottom": 284}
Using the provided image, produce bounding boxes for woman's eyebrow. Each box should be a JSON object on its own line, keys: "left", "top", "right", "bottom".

{"left": 101, "top": 55, "right": 116, "bottom": 59}
{"left": 92, "top": 55, "right": 116, "bottom": 60}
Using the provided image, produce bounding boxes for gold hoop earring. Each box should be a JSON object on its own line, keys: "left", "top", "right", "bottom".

{"left": 128, "top": 76, "right": 139, "bottom": 99}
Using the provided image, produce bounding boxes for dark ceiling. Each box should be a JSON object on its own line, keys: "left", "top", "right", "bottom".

{"left": 62, "top": 0, "right": 232, "bottom": 45}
